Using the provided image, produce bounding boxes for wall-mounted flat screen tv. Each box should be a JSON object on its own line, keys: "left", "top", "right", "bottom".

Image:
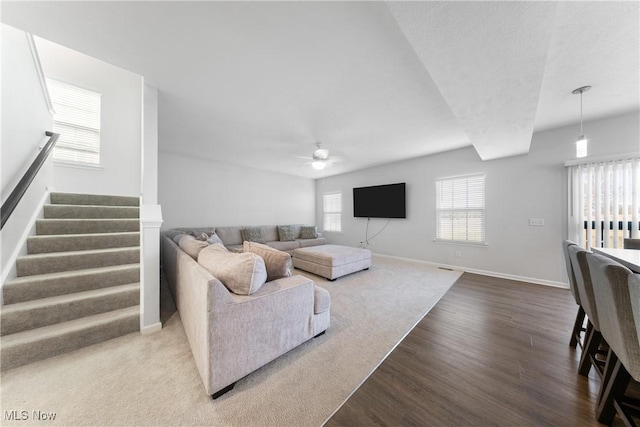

{"left": 353, "top": 182, "right": 406, "bottom": 219}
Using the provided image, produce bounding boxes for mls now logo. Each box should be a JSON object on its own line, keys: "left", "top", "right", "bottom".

{"left": 4, "top": 410, "right": 57, "bottom": 421}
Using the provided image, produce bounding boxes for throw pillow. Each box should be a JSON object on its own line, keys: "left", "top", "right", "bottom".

{"left": 191, "top": 231, "right": 210, "bottom": 241}
{"left": 198, "top": 245, "right": 267, "bottom": 295}
{"left": 277, "top": 225, "right": 297, "bottom": 242}
{"left": 300, "top": 226, "right": 318, "bottom": 239}
{"left": 243, "top": 241, "right": 292, "bottom": 281}
{"left": 172, "top": 233, "right": 188, "bottom": 244}
{"left": 241, "top": 226, "right": 267, "bottom": 244}
{"left": 207, "top": 233, "right": 225, "bottom": 246}
{"left": 178, "top": 235, "right": 209, "bottom": 260}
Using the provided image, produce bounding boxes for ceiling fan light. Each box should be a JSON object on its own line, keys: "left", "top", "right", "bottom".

{"left": 311, "top": 160, "right": 326, "bottom": 170}
{"left": 576, "top": 136, "right": 588, "bottom": 158}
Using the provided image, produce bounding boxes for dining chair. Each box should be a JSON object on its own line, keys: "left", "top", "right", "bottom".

{"left": 585, "top": 252, "right": 639, "bottom": 425}
{"left": 623, "top": 238, "right": 640, "bottom": 249}
{"left": 568, "top": 245, "right": 606, "bottom": 377}
{"left": 562, "top": 240, "right": 586, "bottom": 348}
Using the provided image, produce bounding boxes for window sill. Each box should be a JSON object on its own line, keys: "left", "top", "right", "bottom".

{"left": 53, "top": 160, "right": 103, "bottom": 171}
{"left": 434, "top": 239, "right": 488, "bottom": 247}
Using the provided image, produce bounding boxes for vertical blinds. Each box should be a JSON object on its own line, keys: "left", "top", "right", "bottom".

{"left": 568, "top": 157, "right": 640, "bottom": 249}
{"left": 46, "top": 78, "right": 101, "bottom": 165}
{"left": 436, "top": 174, "right": 485, "bottom": 243}
{"left": 323, "top": 192, "right": 342, "bottom": 232}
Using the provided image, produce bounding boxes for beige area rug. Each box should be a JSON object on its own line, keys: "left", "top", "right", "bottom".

{"left": 0, "top": 255, "right": 461, "bottom": 426}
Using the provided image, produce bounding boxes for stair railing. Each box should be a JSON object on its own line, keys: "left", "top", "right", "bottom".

{"left": 1, "top": 131, "right": 60, "bottom": 230}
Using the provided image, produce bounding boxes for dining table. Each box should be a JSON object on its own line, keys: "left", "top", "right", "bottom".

{"left": 592, "top": 247, "right": 640, "bottom": 273}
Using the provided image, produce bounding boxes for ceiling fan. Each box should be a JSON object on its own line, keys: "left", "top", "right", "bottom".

{"left": 297, "top": 141, "right": 338, "bottom": 170}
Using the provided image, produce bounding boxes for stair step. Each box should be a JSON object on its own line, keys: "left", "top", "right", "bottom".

{"left": 1, "top": 283, "right": 140, "bottom": 336}
{"left": 0, "top": 306, "right": 140, "bottom": 372}
{"left": 44, "top": 204, "right": 139, "bottom": 219}
{"left": 37, "top": 218, "right": 139, "bottom": 235}
{"left": 27, "top": 232, "right": 140, "bottom": 254}
{"left": 3, "top": 264, "right": 140, "bottom": 304}
{"left": 50, "top": 192, "right": 139, "bottom": 207}
{"left": 16, "top": 247, "right": 139, "bottom": 277}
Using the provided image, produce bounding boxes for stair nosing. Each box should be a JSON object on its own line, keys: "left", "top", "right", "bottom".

{"left": 28, "top": 231, "right": 141, "bottom": 240}
{"left": 1, "top": 283, "right": 140, "bottom": 314}
{"left": 5, "top": 263, "right": 141, "bottom": 285}
{"left": 17, "top": 246, "right": 140, "bottom": 261}
{"left": 0, "top": 306, "right": 140, "bottom": 345}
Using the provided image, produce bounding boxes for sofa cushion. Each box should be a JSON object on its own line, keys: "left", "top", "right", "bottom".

{"left": 277, "top": 225, "right": 297, "bottom": 242}
{"left": 241, "top": 226, "right": 267, "bottom": 244}
{"left": 300, "top": 226, "right": 318, "bottom": 239}
{"left": 268, "top": 241, "right": 300, "bottom": 252}
{"left": 198, "top": 245, "right": 267, "bottom": 295}
{"left": 314, "top": 285, "right": 331, "bottom": 314}
{"left": 262, "top": 226, "right": 279, "bottom": 242}
{"left": 178, "top": 235, "right": 209, "bottom": 260}
{"left": 244, "top": 241, "right": 291, "bottom": 281}
{"left": 296, "top": 237, "right": 327, "bottom": 248}
{"left": 214, "top": 226, "right": 243, "bottom": 245}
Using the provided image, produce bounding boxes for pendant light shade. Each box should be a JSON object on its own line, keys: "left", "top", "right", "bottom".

{"left": 572, "top": 86, "right": 591, "bottom": 158}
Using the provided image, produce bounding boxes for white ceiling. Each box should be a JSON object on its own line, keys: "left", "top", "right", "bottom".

{"left": 2, "top": 1, "right": 638, "bottom": 178}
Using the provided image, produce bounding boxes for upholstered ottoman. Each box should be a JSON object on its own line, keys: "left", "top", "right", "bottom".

{"left": 292, "top": 244, "right": 371, "bottom": 281}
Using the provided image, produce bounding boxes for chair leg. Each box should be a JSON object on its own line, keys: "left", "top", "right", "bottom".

{"left": 570, "top": 306, "right": 586, "bottom": 348}
{"left": 597, "top": 348, "right": 617, "bottom": 407}
{"left": 597, "top": 356, "right": 631, "bottom": 425}
{"left": 578, "top": 323, "right": 601, "bottom": 376}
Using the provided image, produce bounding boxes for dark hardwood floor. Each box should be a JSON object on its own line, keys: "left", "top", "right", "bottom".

{"left": 326, "top": 273, "right": 623, "bottom": 427}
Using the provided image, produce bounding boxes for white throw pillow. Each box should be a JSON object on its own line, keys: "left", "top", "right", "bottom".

{"left": 243, "top": 241, "right": 291, "bottom": 281}
{"left": 178, "top": 235, "right": 209, "bottom": 260}
{"left": 198, "top": 244, "right": 267, "bottom": 295}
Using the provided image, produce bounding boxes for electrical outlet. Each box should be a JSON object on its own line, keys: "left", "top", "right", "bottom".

{"left": 529, "top": 218, "right": 544, "bottom": 226}
{"left": 455, "top": 250, "right": 462, "bottom": 258}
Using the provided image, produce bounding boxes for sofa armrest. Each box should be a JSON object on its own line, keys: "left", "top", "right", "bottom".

{"left": 162, "top": 237, "right": 235, "bottom": 395}
{"left": 207, "top": 275, "right": 316, "bottom": 394}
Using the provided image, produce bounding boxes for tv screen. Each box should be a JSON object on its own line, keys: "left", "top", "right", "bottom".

{"left": 353, "top": 183, "right": 406, "bottom": 219}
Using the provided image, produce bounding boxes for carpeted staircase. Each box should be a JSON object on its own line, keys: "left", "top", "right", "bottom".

{"left": 1, "top": 192, "right": 141, "bottom": 371}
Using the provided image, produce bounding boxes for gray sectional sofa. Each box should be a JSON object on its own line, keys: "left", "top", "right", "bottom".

{"left": 161, "top": 227, "right": 330, "bottom": 399}
{"left": 167, "top": 224, "right": 326, "bottom": 253}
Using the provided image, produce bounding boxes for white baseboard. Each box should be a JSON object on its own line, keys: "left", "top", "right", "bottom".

{"left": 373, "top": 253, "right": 569, "bottom": 289}
{"left": 140, "top": 322, "right": 162, "bottom": 335}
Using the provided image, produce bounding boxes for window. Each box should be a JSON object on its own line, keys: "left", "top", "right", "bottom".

{"left": 568, "top": 157, "right": 640, "bottom": 249}
{"left": 436, "top": 174, "right": 485, "bottom": 244}
{"left": 323, "top": 192, "right": 342, "bottom": 232}
{"left": 46, "top": 78, "right": 101, "bottom": 166}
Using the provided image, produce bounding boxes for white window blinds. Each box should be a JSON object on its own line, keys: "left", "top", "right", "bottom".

{"left": 46, "top": 79, "right": 101, "bottom": 166}
{"left": 568, "top": 157, "right": 640, "bottom": 249}
{"left": 436, "top": 174, "right": 485, "bottom": 243}
{"left": 323, "top": 192, "right": 342, "bottom": 232}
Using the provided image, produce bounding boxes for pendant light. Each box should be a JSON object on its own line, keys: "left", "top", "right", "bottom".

{"left": 572, "top": 85, "right": 591, "bottom": 158}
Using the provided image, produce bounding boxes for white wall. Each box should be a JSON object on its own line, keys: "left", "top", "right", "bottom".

{"left": 1, "top": 24, "right": 54, "bottom": 283}
{"left": 35, "top": 37, "right": 142, "bottom": 197}
{"left": 159, "top": 151, "right": 316, "bottom": 230}
{"left": 316, "top": 112, "right": 640, "bottom": 286}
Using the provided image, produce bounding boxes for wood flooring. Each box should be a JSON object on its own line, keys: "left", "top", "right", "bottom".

{"left": 326, "top": 273, "right": 623, "bottom": 427}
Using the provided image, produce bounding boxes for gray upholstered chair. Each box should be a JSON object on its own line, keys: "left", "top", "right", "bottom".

{"left": 568, "top": 245, "right": 605, "bottom": 376}
{"left": 562, "top": 240, "right": 586, "bottom": 348}
{"left": 623, "top": 238, "right": 640, "bottom": 249}
{"left": 585, "top": 252, "right": 639, "bottom": 425}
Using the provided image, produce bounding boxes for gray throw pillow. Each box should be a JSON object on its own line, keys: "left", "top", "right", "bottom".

{"left": 300, "top": 226, "right": 318, "bottom": 239}
{"left": 172, "top": 233, "right": 188, "bottom": 244}
{"left": 207, "top": 233, "right": 225, "bottom": 246}
{"left": 178, "top": 235, "right": 209, "bottom": 260}
{"left": 277, "top": 225, "right": 297, "bottom": 242}
{"left": 198, "top": 245, "right": 267, "bottom": 295}
{"left": 241, "top": 226, "right": 267, "bottom": 244}
{"left": 243, "top": 241, "right": 291, "bottom": 281}
{"left": 191, "top": 231, "right": 210, "bottom": 241}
